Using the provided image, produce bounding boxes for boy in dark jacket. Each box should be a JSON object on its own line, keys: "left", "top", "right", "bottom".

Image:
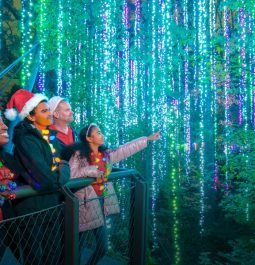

{"left": 5, "top": 88, "right": 70, "bottom": 265}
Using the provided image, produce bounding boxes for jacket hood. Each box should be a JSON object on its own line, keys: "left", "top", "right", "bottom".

{"left": 13, "top": 120, "right": 42, "bottom": 144}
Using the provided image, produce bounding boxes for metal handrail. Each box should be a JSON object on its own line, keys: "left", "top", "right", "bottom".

{"left": 14, "top": 168, "right": 141, "bottom": 199}
{"left": 7, "top": 167, "right": 148, "bottom": 265}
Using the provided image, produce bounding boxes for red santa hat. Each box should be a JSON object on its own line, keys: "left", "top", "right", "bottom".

{"left": 4, "top": 89, "right": 48, "bottom": 121}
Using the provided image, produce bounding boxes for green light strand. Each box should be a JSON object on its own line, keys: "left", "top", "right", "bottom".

{"left": 209, "top": 0, "right": 218, "bottom": 190}
{"left": 238, "top": 2, "right": 249, "bottom": 222}
{"left": 21, "top": 0, "right": 34, "bottom": 87}
{"left": 38, "top": 0, "right": 46, "bottom": 92}
{"left": 197, "top": 0, "right": 209, "bottom": 234}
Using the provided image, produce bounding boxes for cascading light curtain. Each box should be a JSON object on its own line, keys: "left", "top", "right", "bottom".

{"left": 18, "top": 0, "right": 255, "bottom": 264}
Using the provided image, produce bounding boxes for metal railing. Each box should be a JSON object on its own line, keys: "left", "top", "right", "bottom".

{"left": 0, "top": 168, "right": 148, "bottom": 265}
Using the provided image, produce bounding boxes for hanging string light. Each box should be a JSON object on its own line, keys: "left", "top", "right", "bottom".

{"left": 56, "top": 0, "right": 64, "bottom": 95}
{"left": 0, "top": 0, "right": 2, "bottom": 51}
{"left": 37, "top": 0, "right": 46, "bottom": 92}
{"left": 159, "top": 0, "right": 180, "bottom": 263}
{"left": 247, "top": 8, "right": 255, "bottom": 127}
{"left": 20, "top": 0, "right": 34, "bottom": 87}
{"left": 183, "top": 0, "right": 191, "bottom": 177}
{"left": 209, "top": 0, "right": 219, "bottom": 191}
{"left": 64, "top": 0, "right": 73, "bottom": 100}
{"left": 222, "top": 2, "right": 231, "bottom": 193}
{"left": 195, "top": 0, "right": 209, "bottom": 234}
{"left": 238, "top": 2, "right": 250, "bottom": 222}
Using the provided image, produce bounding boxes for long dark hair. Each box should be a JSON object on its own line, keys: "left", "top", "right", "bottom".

{"left": 61, "top": 124, "right": 107, "bottom": 162}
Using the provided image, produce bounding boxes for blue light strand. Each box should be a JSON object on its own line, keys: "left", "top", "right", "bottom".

{"left": 0, "top": 0, "right": 2, "bottom": 51}
{"left": 183, "top": 0, "right": 191, "bottom": 177}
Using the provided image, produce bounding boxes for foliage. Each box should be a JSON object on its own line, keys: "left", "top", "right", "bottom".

{"left": 0, "top": 1, "right": 22, "bottom": 99}
{"left": 219, "top": 126, "right": 255, "bottom": 226}
{"left": 199, "top": 238, "right": 255, "bottom": 265}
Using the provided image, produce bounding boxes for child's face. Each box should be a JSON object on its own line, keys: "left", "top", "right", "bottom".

{"left": 88, "top": 126, "right": 105, "bottom": 147}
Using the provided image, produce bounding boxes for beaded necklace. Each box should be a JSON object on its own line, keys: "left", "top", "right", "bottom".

{"left": 90, "top": 151, "right": 111, "bottom": 197}
{"left": 41, "top": 129, "right": 61, "bottom": 171}
{"left": 0, "top": 158, "right": 17, "bottom": 206}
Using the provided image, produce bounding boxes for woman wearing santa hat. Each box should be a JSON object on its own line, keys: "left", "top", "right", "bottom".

{"left": 5, "top": 88, "right": 70, "bottom": 265}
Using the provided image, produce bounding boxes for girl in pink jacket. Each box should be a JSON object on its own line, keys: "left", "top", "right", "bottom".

{"left": 63, "top": 123, "right": 159, "bottom": 265}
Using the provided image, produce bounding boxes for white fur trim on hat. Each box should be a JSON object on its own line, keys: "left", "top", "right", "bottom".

{"left": 48, "top": 96, "right": 64, "bottom": 113}
{"left": 19, "top": 94, "right": 48, "bottom": 120}
{"left": 4, "top": 108, "right": 18, "bottom": 121}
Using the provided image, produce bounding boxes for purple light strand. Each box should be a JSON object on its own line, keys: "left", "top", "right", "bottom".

{"left": 238, "top": 8, "right": 245, "bottom": 124}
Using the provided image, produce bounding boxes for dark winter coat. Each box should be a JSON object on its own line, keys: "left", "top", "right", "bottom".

{"left": 50, "top": 126, "right": 78, "bottom": 152}
{"left": 0, "top": 149, "right": 24, "bottom": 219}
{"left": 12, "top": 120, "right": 70, "bottom": 215}
{"left": 0, "top": 149, "right": 23, "bottom": 177}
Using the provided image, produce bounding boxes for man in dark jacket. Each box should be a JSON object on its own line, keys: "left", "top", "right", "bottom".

{"left": 5, "top": 88, "right": 70, "bottom": 265}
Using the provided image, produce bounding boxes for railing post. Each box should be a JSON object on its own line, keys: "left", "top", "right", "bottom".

{"left": 130, "top": 174, "right": 149, "bottom": 265}
{"left": 61, "top": 186, "right": 79, "bottom": 265}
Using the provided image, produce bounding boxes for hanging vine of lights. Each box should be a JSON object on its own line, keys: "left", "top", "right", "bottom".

{"left": 20, "top": 0, "right": 34, "bottom": 87}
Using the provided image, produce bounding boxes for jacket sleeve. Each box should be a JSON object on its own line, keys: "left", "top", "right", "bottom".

{"left": 110, "top": 137, "right": 148, "bottom": 164}
{"left": 69, "top": 152, "right": 98, "bottom": 179}
{"left": 14, "top": 136, "right": 70, "bottom": 191}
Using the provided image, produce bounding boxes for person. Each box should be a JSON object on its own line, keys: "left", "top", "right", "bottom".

{"left": 0, "top": 114, "right": 17, "bottom": 220}
{"left": 48, "top": 96, "right": 77, "bottom": 147}
{"left": 62, "top": 123, "right": 160, "bottom": 265}
{"left": 0, "top": 114, "right": 20, "bottom": 262}
{"left": 4, "top": 88, "right": 70, "bottom": 265}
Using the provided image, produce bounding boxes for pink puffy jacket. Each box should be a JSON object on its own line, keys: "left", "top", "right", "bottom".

{"left": 69, "top": 137, "right": 148, "bottom": 231}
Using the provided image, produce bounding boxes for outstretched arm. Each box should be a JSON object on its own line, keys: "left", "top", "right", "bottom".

{"left": 110, "top": 132, "right": 160, "bottom": 164}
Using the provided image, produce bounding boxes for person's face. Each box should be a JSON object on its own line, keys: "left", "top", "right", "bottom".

{"left": 0, "top": 117, "right": 9, "bottom": 146}
{"left": 87, "top": 127, "right": 105, "bottom": 147}
{"left": 54, "top": 101, "right": 73, "bottom": 124}
{"left": 28, "top": 102, "right": 52, "bottom": 129}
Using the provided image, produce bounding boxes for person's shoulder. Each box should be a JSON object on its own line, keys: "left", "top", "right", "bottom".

{"left": 0, "top": 149, "right": 12, "bottom": 162}
{"left": 49, "top": 124, "right": 57, "bottom": 131}
{"left": 70, "top": 126, "right": 77, "bottom": 138}
{"left": 0, "top": 150, "right": 22, "bottom": 175}
{"left": 70, "top": 126, "right": 77, "bottom": 134}
{"left": 13, "top": 121, "right": 37, "bottom": 143}
{"left": 48, "top": 126, "right": 58, "bottom": 136}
